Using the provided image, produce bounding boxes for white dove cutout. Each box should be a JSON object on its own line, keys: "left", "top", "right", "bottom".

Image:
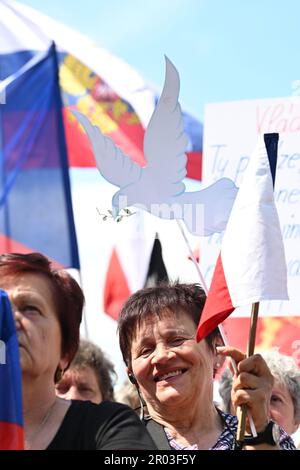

{"left": 72, "top": 57, "right": 238, "bottom": 236}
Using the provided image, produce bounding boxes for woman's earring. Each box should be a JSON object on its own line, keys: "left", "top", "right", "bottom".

{"left": 54, "top": 367, "right": 64, "bottom": 383}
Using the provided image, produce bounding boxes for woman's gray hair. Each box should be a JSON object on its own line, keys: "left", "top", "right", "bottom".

{"left": 261, "top": 350, "right": 300, "bottom": 423}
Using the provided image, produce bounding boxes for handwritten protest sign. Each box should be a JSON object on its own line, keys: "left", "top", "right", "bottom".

{"left": 202, "top": 97, "right": 300, "bottom": 317}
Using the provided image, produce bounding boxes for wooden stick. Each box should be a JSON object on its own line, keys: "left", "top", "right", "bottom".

{"left": 247, "top": 302, "right": 260, "bottom": 357}
{"left": 236, "top": 302, "right": 260, "bottom": 441}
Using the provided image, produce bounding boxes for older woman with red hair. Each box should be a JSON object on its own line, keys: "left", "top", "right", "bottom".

{"left": 0, "top": 252, "right": 155, "bottom": 450}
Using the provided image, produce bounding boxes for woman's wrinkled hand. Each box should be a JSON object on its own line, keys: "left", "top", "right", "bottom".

{"left": 217, "top": 346, "right": 274, "bottom": 433}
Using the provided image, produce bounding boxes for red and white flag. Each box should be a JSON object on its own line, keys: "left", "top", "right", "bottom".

{"left": 197, "top": 133, "right": 288, "bottom": 341}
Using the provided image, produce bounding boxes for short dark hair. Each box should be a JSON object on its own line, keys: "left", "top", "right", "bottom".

{"left": 118, "top": 282, "right": 218, "bottom": 368}
{"left": 0, "top": 252, "right": 84, "bottom": 365}
{"left": 70, "top": 340, "right": 116, "bottom": 401}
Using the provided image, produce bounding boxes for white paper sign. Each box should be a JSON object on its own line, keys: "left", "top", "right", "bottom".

{"left": 202, "top": 97, "right": 300, "bottom": 317}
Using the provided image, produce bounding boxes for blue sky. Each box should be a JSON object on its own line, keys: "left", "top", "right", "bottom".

{"left": 21, "top": 0, "right": 300, "bottom": 121}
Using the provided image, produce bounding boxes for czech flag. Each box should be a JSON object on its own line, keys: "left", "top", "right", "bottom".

{"left": 197, "top": 133, "right": 289, "bottom": 341}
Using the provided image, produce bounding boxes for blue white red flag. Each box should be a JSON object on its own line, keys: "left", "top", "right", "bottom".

{"left": 0, "top": 289, "right": 24, "bottom": 450}
{"left": 0, "top": 41, "right": 79, "bottom": 268}
{"left": 197, "top": 133, "right": 289, "bottom": 341}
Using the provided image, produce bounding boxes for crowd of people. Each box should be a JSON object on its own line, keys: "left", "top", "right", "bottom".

{"left": 0, "top": 251, "right": 299, "bottom": 450}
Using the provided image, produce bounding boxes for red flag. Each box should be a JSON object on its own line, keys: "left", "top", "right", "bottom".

{"left": 104, "top": 214, "right": 169, "bottom": 320}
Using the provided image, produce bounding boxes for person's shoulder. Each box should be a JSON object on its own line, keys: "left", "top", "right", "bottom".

{"left": 72, "top": 400, "right": 156, "bottom": 450}
{"left": 71, "top": 400, "right": 146, "bottom": 427}
{"left": 98, "top": 400, "right": 134, "bottom": 412}
{"left": 69, "top": 399, "right": 130, "bottom": 411}
{"left": 49, "top": 400, "right": 156, "bottom": 450}
{"left": 69, "top": 399, "right": 134, "bottom": 419}
{"left": 82, "top": 400, "right": 136, "bottom": 414}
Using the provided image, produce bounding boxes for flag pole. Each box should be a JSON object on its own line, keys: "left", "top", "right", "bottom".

{"left": 247, "top": 302, "right": 260, "bottom": 357}
{"left": 236, "top": 301, "right": 260, "bottom": 441}
{"left": 236, "top": 134, "right": 279, "bottom": 443}
{"left": 0, "top": 91, "right": 11, "bottom": 253}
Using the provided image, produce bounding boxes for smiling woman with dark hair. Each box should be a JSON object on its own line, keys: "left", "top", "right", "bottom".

{"left": 0, "top": 252, "right": 156, "bottom": 450}
{"left": 118, "top": 282, "right": 295, "bottom": 450}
